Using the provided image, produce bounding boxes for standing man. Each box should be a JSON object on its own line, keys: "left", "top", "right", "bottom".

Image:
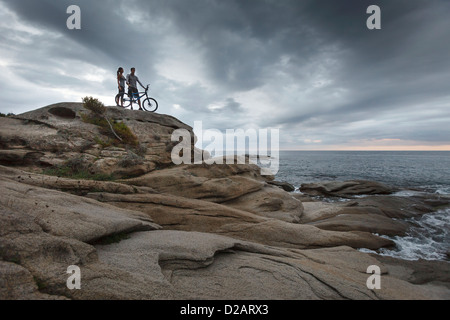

{"left": 126, "top": 67, "right": 146, "bottom": 110}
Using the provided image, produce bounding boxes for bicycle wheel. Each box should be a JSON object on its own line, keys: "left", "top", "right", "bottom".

{"left": 142, "top": 98, "right": 158, "bottom": 112}
{"left": 115, "top": 93, "right": 131, "bottom": 109}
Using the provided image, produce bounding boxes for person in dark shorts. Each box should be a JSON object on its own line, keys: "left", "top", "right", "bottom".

{"left": 126, "top": 67, "right": 145, "bottom": 110}
{"left": 117, "top": 67, "right": 126, "bottom": 107}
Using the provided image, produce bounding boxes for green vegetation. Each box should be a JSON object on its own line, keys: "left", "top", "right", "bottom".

{"left": 80, "top": 112, "right": 108, "bottom": 127}
{"left": 0, "top": 112, "right": 14, "bottom": 117}
{"left": 111, "top": 121, "right": 139, "bottom": 146}
{"left": 82, "top": 96, "right": 106, "bottom": 115}
{"left": 33, "top": 276, "right": 48, "bottom": 291}
{"left": 94, "top": 136, "right": 113, "bottom": 148}
{"left": 81, "top": 96, "right": 139, "bottom": 147}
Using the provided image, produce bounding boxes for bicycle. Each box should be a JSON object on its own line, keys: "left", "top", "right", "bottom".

{"left": 115, "top": 84, "right": 158, "bottom": 112}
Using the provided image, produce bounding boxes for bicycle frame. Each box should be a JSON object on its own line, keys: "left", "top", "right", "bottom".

{"left": 129, "top": 89, "right": 148, "bottom": 102}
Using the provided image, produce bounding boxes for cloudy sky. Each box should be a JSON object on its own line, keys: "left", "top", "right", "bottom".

{"left": 0, "top": 0, "right": 449, "bottom": 150}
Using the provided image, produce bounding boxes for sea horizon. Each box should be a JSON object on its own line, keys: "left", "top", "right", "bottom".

{"left": 276, "top": 150, "right": 450, "bottom": 191}
{"left": 280, "top": 150, "right": 450, "bottom": 152}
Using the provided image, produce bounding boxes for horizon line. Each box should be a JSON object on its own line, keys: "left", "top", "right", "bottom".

{"left": 279, "top": 149, "right": 450, "bottom": 152}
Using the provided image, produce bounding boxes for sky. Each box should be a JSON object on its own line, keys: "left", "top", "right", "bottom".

{"left": 0, "top": 0, "right": 449, "bottom": 151}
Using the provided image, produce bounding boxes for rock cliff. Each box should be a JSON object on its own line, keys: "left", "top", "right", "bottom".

{"left": 0, "top": 103, "right": 448, "bottom": 300}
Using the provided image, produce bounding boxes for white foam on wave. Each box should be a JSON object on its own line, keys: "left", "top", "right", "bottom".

{"left": 435, "top": 186, "right": 450, "bottom": 195}
{"left": 393, "top": 185, "right": 450, "bottom": 198}
{"left": 360, "top": 208, "right": 450, "bottom": 261}
{"left": 393, "top": 190, "right": 426, "bottom": 197}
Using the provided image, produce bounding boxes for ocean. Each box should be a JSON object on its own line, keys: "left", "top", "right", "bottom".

{"left": 274, "top": 151, "right": 450, "bottom": 261}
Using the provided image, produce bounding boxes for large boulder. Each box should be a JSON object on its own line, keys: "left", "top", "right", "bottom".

{"left": 0, "top": 260, "right": 67, "bottom": 300}
{"left": 0, "top": 103, "right": 199, "bottom": 177}
{"left": 299, "top": 195, "right": 438, "bottom": 237}
{"left": 121, "top": 163, "right": 304, "bottom": 222}
{"left": 215, "top": 220, "right": 394, "bottom": 250}
{"left": 222, "top": 185, "right": 304, "bottom": 222}
{"left": 348, "top": 195, "right": 440, "bottom": 219}
{"left": 86, "top": 191, "right": 392, "bottom": 250}
{"left": 300, "top": 180, "right": 396, "bottom": 197}
{"left": 86, "top": 192, "right": 266, "bottom": 233}
{"left": 0, "top": 176, "right": 159, "bottom": 243}
{"left": 300, "top": 195, "right": 438, "bottom": 223}
{"left": 121, "top": 164, "right": 265, "bottom": 203}
{"left": 300, "top": 201, "right": 344, "bottom": 223}
{"left": 0, "top": 201, "right": 174, "bottom": 300}
{"left": 310, "top": 213, "right": 409, "bottom": 236}
{"left": 267, "top": 180, "right": 296, "bottom": 192}
{"left": 0, "top": 165, "right": 157, "bottom": 196}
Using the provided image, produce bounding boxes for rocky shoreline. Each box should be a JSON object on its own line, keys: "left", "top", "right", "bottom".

{"left": 0, "top": 103, "right": 449, "bottom": 300}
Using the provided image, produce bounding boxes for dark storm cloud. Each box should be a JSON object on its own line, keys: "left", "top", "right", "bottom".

{"left": 0, "top": 0, "right": 449, "bottom": 149}
{"left": 138, "top": 0, "right": 322, "bottom": 91}
{"left": 0, "top": 0, "right": 152, "bottom": 67}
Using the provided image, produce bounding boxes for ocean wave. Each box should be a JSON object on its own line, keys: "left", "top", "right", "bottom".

{"left": 360, "top": 208, "right": 450, "bottom": 261}
{"left": 435, "top": 186, "right": 450, "bottom": 195}
{"left": 415, "top": 185, "right": 450, "bottom": 195}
